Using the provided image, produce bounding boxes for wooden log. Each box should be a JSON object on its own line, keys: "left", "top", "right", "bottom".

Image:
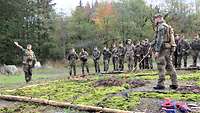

{"left": 0, "top": 95, "right": 133, "bottom": 113}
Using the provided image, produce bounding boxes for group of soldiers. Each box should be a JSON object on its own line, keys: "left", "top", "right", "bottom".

{"left": 173, "top": 34, "right": 200, "bottom": 68}
{"left": 67, "top": 39, "right": 154, "bottom": 76}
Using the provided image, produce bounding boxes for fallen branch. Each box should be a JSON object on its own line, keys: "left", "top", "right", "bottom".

{"left": 0, "top": 95, "right": 133, "bottom": 113}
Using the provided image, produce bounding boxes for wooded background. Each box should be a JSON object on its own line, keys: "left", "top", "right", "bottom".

{"left": 0, "top": 0, "right": 200, "bottom": 65}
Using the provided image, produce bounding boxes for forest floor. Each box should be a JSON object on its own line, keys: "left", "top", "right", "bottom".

{"left": 0, "top": 62, "right": 200, "bottom": 113}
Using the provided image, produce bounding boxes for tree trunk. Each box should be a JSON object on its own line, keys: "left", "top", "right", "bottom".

{"left": 0, "top": 95, "right": 133, "bottom": 113}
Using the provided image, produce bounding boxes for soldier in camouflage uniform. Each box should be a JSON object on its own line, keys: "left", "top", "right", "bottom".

{"left": 118, "top": 43, "right": 126, "bottom": 71}
{"left": 93, "top": 47, "right": 101, "bottom": 73}
{"left": 173, "top": 34, "right": 181, "bottom": 68}
{"left": 125, "top": 39, "right": 135, "bottom": 71}
{"left": 14, "top": 42, "right": 37, "bottom": 83}
{"left": 67, "top": 48, "right": 78, "bottom": 76}
{"left": 190, "top": 35, "right": 200, "bottom": 67}
{"left": 103, "top": 47, "right": 112, "bottom": 72}
{"left": 79, "top": 48, "right": 89, "bottom": 75}
{"left": 112, "top": 44, "right": 119, "bottom": 71}
{"left": 176, "top": 35, "right": 190, "bottom": 68}
{"left": 143, "top": 39, "right": 152, "bottom": 69}
{"left": 152, "top": 14, "right": 178, "bottom": 90}
{"left": 134, "top": 41, "right": 143, "bottom": 70}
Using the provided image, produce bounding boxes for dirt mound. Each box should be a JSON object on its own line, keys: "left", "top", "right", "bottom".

{"left": 94, "top": 77, "right": 123, "bottom": 87}
{"left": 128, "top": 80, "right": 149, "bottom": 88}
{"left": 177, "top": 86, "right": 200, "bottom": 94}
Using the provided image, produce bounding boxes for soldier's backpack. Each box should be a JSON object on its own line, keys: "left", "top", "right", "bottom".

{"left": 163, "top": 23, "right": 176, "bottom": 49}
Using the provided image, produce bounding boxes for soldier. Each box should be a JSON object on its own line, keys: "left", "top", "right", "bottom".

{"left": 79, "top": 48, "right": 89, "bottom": 75}
{"left": 118, "top": 43, "right": 126, "bottom": 71}
{"left": 112, "top": 44, "right": 119, "bottom": 71}
{"left": 93, "top": 47, "right": 101, "bottom": 73}
{"left": 152, "top": 14, "right": 178, "bottom": 90}
{"left": 173, "top": 34, "right": 181, "bottom": 68}
{"left": 190, "top": 35, "right": 200, "bottom": 67}
{"left": 14, "top": 42, "right": 37, "bottom": 83}
{"left": 67, "top": 48, "right": 78, "bottom": 76}
{"left": 140, "top": 40, "right": 146, "bottom": 69}
{"left": 125, "top": 39, "right": 134, "bottom": 71}
{"left": 143, "top": 39, "right": 152, "bottom": 69}
{"left": 103, "top": 47, "right": 112, "bottom": 72}
{"left": 176, "top": 35, "right": 190, "bottom": 68}
{"left": 134, "top": 41, "right": 142, "bottom": 70}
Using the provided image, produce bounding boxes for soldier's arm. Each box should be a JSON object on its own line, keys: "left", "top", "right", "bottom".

{"left": 14, "top": 42, "right": 25, "bottom": 51}
{"left": 155, "top": 26, "right": 165, "bottom": 52}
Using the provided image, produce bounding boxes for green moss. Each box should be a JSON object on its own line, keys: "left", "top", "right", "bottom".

{"left": 102, "top": 94, "right": 140, "bottom": 110}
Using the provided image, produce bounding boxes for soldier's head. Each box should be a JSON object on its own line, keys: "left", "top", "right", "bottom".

{"left": 154, "top": 13, "right": 164, "bottom": 25}
{"left": 145, "top": 39, "right": 149, "bottom": 43}
{"left": 81, "top": 48, "right": 85, "bottom": 52}
{"left": 175, "top": 34, "right": 180, "bottom": 40}
{"left": 94, "top": 47, "right": 98, "bottom": 50}
{"left": 27, "top": 44, "right": 32, "bottom": 50}
{"left": 71, "top": 48, "right": 75, "bottom": 53}
{"left": 127, "top": 39, "right": 132, "bottom": 44}
{"left": 113, "top": 44, "right": 116, "bottom": 48}
{"left": 119, "top": 43, "right": 123, "bottom": 47}
{"left": 104, "top": 47, "right": 107, "bottom": 50}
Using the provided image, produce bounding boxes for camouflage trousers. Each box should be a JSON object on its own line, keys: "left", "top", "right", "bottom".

{"left": 23, "top": 64, "right": 32, "bottom": 83}
{"left": 94, "top": 60, "right": 100, "bottom": 73}
{"left": 191, "top": 50, "right": 200, "bottom": 67}
{"left": 104, "top": 59, "right": 110, "bottom": 72}
{"left": 118, "top": 57, "right": 125, "bottom": 71}
{"left": 126, "top": 55, "right": 133, "bottom": 71}
{"left": 112, "top": 57, "right": 118, "bottom": 71}
{"left": 134, "top": 56, "right": 142, "bottom": 70}
{"left": 177, "top": 55, "right": 188, "bottom": 68}
{"left": 81, "top": 61, "right": 89, "bottom": 75}
{"left": 69, "top": 64, "right": 76, "bottom": 76}
{"left": 156, "top": 49, "right": 178, "bottom": 87}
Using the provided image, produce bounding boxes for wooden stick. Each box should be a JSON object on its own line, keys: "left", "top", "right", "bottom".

{"left": 0, "top": 95, "right": 133, "bottom": 113}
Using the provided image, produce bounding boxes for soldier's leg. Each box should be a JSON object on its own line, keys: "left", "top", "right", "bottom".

{"left": 149, "top": 57, "right": 153, "bottom": 69}
{"left": 156, "top": 53, "right": 166, "bottom": 87}
{"left": 129, "top": 57, "right": 133, "bottom": 71}
{"left": 134, "top": 57, "right": 137, "bottom": 70}
{"left": 94, "top": 60, "right": 97, "bottom": 73}
{"left": 183, "top": 55, "right": 187, "bottom": 68}
{"left": 28, "top": 66, "right": 32, "bottom": 82}
{"left": 165, "top": 51, "right": 178, "bottom": 88}
{"left": 73, "top": 64, "right": 76, "bottom": 76}
{"left": 177, "top": 55, "right": 181, "bottom": 68}
{"left": 81, "top": 62, "right": 85, "bottom": 75}
{"left": 85, "top": 62, "right": 89, "bottom": 74}
{"left": 69, "top": 65, "right": 72, "bottom": 76}
{"left": 23, "top": 65, "right": 29, "bottom": 83}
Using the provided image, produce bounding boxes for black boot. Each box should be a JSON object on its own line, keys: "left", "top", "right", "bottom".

{"left": 170, "top": 85, "right": 178, "bottom": 90}
{"left": 153, "top": 85, "right": 165, "bottom": 90}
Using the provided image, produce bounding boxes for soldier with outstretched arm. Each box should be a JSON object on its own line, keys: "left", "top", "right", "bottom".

{"left": 14, "top": 42, "right": 37, "bottom": 83}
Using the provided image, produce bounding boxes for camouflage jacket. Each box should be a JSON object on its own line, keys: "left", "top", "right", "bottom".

{"left": 118, "top": 46, "right": 126, "bottom": 58}
{"left": 103, "top": 49, "right": 112, "bottom": 60}
{"left": 79, "top": 51, "right": 89, "bottom": 62}
{"left": 177, "top": 39, "right": 190, "bottom": 55}
{"left": 134, "top": 45, "right": 142, "bottom": 57}
{"left": 190, "top": 39, "right": 200, "bottom": 50}
{"left": 112, "top": 47, "right": 119, "bottom": 58}
{"left": 93, "top": 49, "right": 101, "bottom": 60}
{"left": 67, "top": 52, "right": 78, "bottom": 64}
{"left": 125, "top": 44, "right": 134, "bottom": 57}
{"left": 153, "top": 22, "right": 168, "bottom": 52}
{"left": 20, "top": 48, "right": 36, "bottom": 65}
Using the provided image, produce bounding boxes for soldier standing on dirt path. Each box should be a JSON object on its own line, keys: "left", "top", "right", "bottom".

{"left": 143, "top": 39, "right": 151, "bottom": 69}
{"left": 125, "top": 39, "right": 135, "bottom": 71}
{"left": 190, "top": 34, "right": 200, "bottom": 67}
{"left": 79, "top": 48, "right": 89, "bottom": 75}
{"left": 112, "top": 44, "right": 119, "bottom": 71}
{"left": 118, "top": 42, "right": 126, "bottom": 71}
{"left": 93, "top": 47, "right": 101, "bottom": 73}
{"left": 103, "top": 47, "right": 112, "bottom": 72}
{"left": 134, "top": 41, "right": 143, "bottom": 70}
{"left": 176, "top": 35, "right": 190, "bottom": 68}
{"left": 173, "top": 34, "right": 181, "bottom": 68}
{"left": 14, "top": 42, "right": 37, "bottom": 83}
{"left": 67, "top": 48, "right": 78, "bottom": 76}
{"left": 151, "top": 14, "right": 178, "bottom": 90}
